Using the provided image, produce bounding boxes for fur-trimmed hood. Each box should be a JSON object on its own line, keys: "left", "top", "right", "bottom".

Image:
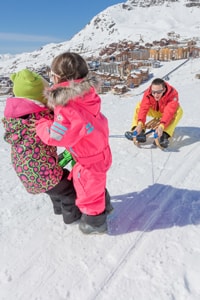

{"left": 44, "top": 77, "right": 102, "bottom": 116}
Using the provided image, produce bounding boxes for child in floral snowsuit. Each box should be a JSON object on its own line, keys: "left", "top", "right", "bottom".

{"left": 2, "top": 69, "right": 81, "bottom": 224}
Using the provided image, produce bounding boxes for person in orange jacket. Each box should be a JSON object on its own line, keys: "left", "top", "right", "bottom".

{"left": 125, "top": 78, "right": 183, "bottom": 148}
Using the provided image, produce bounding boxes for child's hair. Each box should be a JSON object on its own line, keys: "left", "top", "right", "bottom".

{"left": 51, "top": 52, "right": 89, "bottom": 82}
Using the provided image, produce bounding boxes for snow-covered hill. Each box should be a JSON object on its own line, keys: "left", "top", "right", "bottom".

{"left": 1, "top": 54, "right": 200, "bottom": 300}
{"left": 0, "top": 0, "right": 200, "bottom": 75}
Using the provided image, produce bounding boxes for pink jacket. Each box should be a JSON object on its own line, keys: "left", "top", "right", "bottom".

{"left": 4, "top": 97, "right": 47, "bottom": 118}
{"left": 36, "top": 80, "right": 112, "bottom": 171}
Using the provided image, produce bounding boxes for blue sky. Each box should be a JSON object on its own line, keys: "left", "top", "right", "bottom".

{"left": 0, "top": 0, "right": 124, "bottom": 55}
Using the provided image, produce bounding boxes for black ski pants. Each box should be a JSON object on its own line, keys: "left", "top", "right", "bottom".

{"left": 45, "top": 169, "right": 81, "bottom": 224}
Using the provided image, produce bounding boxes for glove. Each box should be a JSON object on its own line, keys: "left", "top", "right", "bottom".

{"left": 58, "top": 150, "right": 76, "bottom": 168}
{"left": 134, "top": 121, "right": 144, "bottom": 135}
{"left": 156, "top": 124, "right": 164, "bottom": 138}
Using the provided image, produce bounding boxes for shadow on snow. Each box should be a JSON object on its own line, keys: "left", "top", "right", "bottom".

{"left": 171, "top": 126, "right": 200, "bottom": 151}
{"left": 107, "top": 183, "right": 200, "bottom": 235}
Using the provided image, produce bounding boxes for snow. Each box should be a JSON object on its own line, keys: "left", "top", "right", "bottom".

{"left": 1, "top": 1, "right": 200, "bottom": 298}
{"left": 1, "top": 55, "right": 200, "bottom": 299}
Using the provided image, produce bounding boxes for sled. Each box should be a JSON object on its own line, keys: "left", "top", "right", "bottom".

{"left": 126, "top": 118, "right": 165, "bottom": 150}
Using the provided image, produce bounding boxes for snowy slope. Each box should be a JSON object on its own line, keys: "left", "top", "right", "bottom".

{"left": 0, "top": 57, "right": 200, "bottom": 300}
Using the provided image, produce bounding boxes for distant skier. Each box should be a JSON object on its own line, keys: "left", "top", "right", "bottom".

{"left": 125, "top": 78, "right": 183, "bottom": 148}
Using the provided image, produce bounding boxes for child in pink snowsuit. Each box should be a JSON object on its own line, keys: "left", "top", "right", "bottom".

{"left": 35, "top": 52, "right": 112, "bottom": 234}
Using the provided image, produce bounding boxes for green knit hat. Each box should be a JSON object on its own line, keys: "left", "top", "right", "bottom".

{"left": 10, "top": 69, "right": 49, "bottom": 104}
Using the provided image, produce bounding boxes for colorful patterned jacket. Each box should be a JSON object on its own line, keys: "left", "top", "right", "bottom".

{"left": 2, "top": 97, "right": 63, "bottom": 194}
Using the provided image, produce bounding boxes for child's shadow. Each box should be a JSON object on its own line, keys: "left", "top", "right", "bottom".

{"left": 107, "top": 183, "right": 200, "bottom": 235}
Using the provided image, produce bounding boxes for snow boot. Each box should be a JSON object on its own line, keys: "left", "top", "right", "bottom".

{"left": 125, "top": 131, "right": 135, "bottom": 141}
{"left": 159, "top": 132, "right": 170, "bottom": 148}
{"left": 62, "top": 205, "right": 82, "bottom": 224}
{"left": 125, "top": 129, "right": 146, "bottom": 143}
{"left": 79, "top": 211, "right": 107, "bottom": 234}
{"left": 53, "top": 206, "right": 62, "bottom": 215}
{"left": 153, "top": 131, "right": 170, "bottom": 148}
{"left": 136, "top": 130, "right": 146, "bottom": 143}
{"left": 105, "top": 189, "right": 114, "bottom": 213}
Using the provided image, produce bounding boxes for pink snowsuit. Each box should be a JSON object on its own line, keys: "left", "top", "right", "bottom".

{"left": 36, "top": 79, "right": 112, "bottom": 215}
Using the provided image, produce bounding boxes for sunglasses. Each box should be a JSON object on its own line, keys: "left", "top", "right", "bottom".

{"left": 151, "top": 89, "right": 164, "bottom": 95}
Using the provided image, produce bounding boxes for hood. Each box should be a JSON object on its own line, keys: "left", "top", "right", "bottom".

{"left": 4, "top": 97, "right": 47, "bottom": 118}
{"left": 44, "top": 78, "right": 101, "bottom": 116}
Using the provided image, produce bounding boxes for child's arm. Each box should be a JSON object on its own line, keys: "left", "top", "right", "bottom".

{"left": 35, "top": 118, "right": 58, "bottom": 145}
{"left": 36, "top": 113, "right": 84, "bottom": 148}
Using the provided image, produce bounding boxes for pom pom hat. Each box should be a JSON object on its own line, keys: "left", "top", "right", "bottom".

{"left": 10, "top": 69, "right": 49, "bottom": 104}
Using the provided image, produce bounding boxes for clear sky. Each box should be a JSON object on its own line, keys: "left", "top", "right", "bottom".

{"left": 0, "top": 0, "right": 124, "bottom": 55}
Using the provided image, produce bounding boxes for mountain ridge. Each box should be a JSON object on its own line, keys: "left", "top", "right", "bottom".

{"left": 0, "top": 0, "right": 199, "bottom": 75}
